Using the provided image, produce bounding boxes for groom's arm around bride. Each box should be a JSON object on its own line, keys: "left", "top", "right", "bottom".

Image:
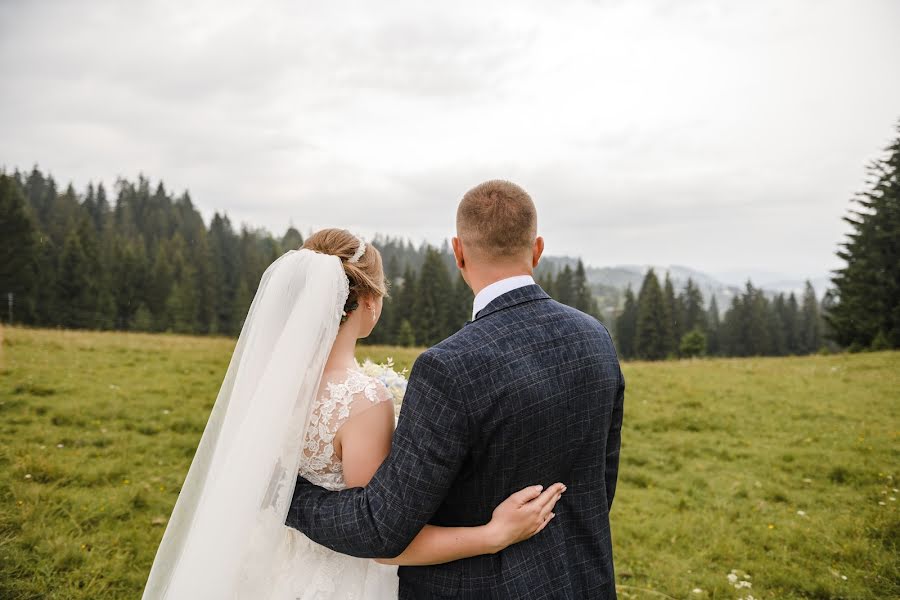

{"left": 286, "top": 180, "right": 625, "bottom": 600}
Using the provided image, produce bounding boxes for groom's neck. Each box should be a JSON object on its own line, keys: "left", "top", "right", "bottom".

{"left": 468, "top": 266, "right": 534, "bottom": 297}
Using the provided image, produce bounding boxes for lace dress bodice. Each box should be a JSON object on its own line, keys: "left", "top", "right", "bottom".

{"left": 253, "top": 368, "right": 398, "bottom": 600}
{"left": 298, "top": 367, "right": 392, "bottom": 491}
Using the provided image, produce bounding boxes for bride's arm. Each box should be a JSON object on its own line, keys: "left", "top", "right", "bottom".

{"left": 337, "top": 400, "right": 566, "bottom": 567}
{"left": 334, "top": 398, "right": 395, "bottom": 488}
{"left": 375, "top": 483, "right": 564, "bottom": 566}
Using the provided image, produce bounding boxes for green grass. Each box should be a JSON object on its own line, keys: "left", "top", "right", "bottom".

{"left": 0, "top": 326, "right": 897, "bottom": 599}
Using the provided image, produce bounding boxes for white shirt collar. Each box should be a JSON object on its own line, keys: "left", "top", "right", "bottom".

{"left": 471, "top": 275, "right": 536, "bottom": 320}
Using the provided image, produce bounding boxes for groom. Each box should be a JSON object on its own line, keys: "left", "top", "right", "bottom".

{"left": 287, "top": 180, "right": 625, "bottom": 599}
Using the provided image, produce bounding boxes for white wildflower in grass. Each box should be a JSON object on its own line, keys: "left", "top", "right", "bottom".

{"left": 797, "top": 510, "right": 806, "bottom": 516}
{"left": 359, "top": 358, "right": 408, "bottom": 405}
{"left": 691, "top": 588, "right": 703, "bottom": 594}
{"left": 728, "top": 569, "right": 753, "bottom": 590}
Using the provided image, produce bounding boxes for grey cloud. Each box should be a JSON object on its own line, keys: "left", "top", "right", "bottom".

{"left": 1, "top": 0, "right": 899, "bottom": 280}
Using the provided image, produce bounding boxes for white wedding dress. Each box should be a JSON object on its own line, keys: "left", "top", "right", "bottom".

{"left": 142, "top": 249, "right": 399, "bottom": 600}
{"left": 256, "top": 367, "right": 400, "bottom": 599}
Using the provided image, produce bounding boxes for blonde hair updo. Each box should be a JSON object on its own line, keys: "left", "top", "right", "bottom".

{"left": 301, "top": 228, "right": 388, "bottom": 322}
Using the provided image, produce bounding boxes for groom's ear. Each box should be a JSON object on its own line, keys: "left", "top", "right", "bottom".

{"left": 452, "top": 236, "right": 465, "bottom": 269}
{"left": 532, "top": 236, "right": 544, "bottom": 268}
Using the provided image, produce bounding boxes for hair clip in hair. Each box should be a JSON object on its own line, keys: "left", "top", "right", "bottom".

{"left": 348, "top": 236, "right": 366, "bottom": 263}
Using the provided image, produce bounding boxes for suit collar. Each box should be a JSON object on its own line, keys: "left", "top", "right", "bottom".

{"left": 469, "top": 283, "right": 551, "bottom": 323}
{"left": 471, "top": 275, "right": 536, "bottom": 321}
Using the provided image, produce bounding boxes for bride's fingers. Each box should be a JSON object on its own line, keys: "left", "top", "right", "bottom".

{"left": 533, "top": 512, "right": 556, "bottom": 535}
{"left": 528, "top": 483, "right": 566, "bottom": 513}
{"left": 509, "top": 484, "right": 546, "bottom": 506}
{"left": 538, "top": 490, "right": 562, "bottom": 522}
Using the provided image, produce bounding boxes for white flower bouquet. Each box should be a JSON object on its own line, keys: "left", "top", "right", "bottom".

{"left": 358, "top": 357, "right": 408, "bottom": 407}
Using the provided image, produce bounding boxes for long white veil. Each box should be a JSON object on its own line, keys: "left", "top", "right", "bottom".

{"left": 142, "top": 248, "right": 348, "bottom": 599}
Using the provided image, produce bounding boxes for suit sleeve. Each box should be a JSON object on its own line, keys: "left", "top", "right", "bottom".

{"left": 604, "top": 363, "right": 625, "bottom": 511}
{"left": 284, "top": 349, "right": 469, "bottom": 558}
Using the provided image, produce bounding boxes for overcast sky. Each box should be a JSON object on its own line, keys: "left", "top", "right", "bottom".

{"left": 1, "top": 0, "right": 898, "bottom": 281}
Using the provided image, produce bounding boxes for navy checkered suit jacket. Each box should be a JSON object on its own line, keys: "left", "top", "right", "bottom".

{"left": 286, "top": 284, "right": 625, "bottom": 599}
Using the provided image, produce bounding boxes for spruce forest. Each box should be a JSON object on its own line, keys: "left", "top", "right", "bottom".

{"left": 1, "top": 123, "right": 898, "bottom": 359}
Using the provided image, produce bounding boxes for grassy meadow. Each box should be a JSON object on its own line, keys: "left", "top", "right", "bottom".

{"left": 0, "top": 326, "right": 897, "bottom": 599}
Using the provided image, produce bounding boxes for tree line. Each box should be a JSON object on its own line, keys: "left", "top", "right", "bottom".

{"left": 614, "top": 271, "right": 826, "bottom": 360}
{"left": 2, "top": 117, "right": 897, "bottom": 357}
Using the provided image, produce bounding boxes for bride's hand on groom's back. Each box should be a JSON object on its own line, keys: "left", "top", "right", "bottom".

{"left": 486, "top": 483, "right": 566, "bottom": 552}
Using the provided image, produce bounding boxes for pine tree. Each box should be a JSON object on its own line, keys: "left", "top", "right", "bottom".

{"left": 31, "top": 235, "right": 59, "bottom": 326}
{"left": 555, "top": 265, "right": 575, "bottom": 306}
{"left": 192, "top": 231, "right": 216, "bottom": 334}
{"left": 720, "top": 296, "right": 743, "bottom": 356}
{"left": 0, "top": 174, "right": 38, "bottom": 322}
{"left": 57, "top": 225, "right": 94, "bottom": 328}
{"left": 385, "top": 254, "right": 401, "bottom": 281}
{"left": 680, "top": 278, "right": 706, "bottom": 333}
{"left": 281, "top": 226, "right": 304, "bottom": 251}
{"left": 535, "top": 264, "right": 556, "bottom": 299}
{"left": 828, "top": 123, "right": 900, "bottom": 349}
{"left": 615, "top": 286, "right": 638, "bottom": 359}
{"left": 635, "top": 269, "right": 671, "bottom": 360}
{"left": 83, "top": 182, "right": 110, "bottom": 232}
{"left": 662, "top": 272, "right": 680, "bottom": 356}
{"left": 449, "top": 274, "right": 473, "bottom": 329}
{"left": 724, "top": 282, "right": 772, "bottom": 356}
{"left": 231, "top": 279, "right": 253, "bottom": 334}
{"left": 572, "top": 260, "right": 596, "bottom": 315}
{"left": 782, "top": 293, "right": 801, "bottom": 354}
{"left": 394, "top": 264, "right": 418, "bottom": 343}
{"left": 147, "top": 243, "right": 174, "bottom": 331}
{"left": 365, "top": 294, "right": 394, "bottom": 345}
{"left": 412, "top": 247, "right": 453, "bottom": 346}
{"left": 95, "top": 183, "right": 110, "bottom": 228}
{"left": 208, "top": 213, "right": 240, "bottom": 334}
{"left": 799, "top": 281, "right": 822, "bottom": 353}
{"left": 166, "top": 235, "right": 199, "bottom": 333}
{"left": 706, "top": 296, "right": 721, "bottom": 356}
{"left": 111, "top": 236, "right": 148, "bottom": 329}
{"left": 24, "top": 167, "right": 57, "bottom": 230}
{"left": 768, "top": 294, "right": 788, "bottom": 356}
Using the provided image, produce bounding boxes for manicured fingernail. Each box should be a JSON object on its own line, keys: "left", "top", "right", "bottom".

{"left": 535, "top": 485, "right": 543, "bottom": 491}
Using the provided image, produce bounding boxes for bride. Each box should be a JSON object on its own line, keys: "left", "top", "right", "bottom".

{"left": 142, "top": 228, "right": 564, "bottom": 599}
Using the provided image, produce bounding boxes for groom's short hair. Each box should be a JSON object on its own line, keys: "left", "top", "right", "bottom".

{"left": 457, "top": 180, "right": 537, "bottom": 258}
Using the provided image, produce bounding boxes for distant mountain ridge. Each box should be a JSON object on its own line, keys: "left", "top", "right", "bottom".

{"left": 537, "top": 255, "right": 830, "bottom": 313}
